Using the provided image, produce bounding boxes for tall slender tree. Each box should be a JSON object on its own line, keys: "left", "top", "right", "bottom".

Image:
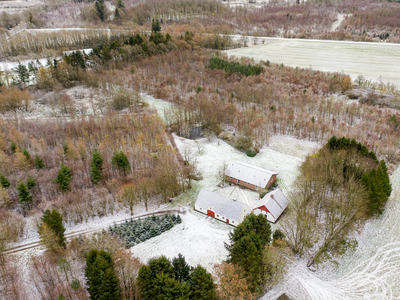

{"left": 90, "top": 149, "right": 103, "bottom": 184}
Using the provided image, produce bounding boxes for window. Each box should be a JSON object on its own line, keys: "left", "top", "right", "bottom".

{"left": 222, "top": 217, "right": 225, "bottom": 219}
{"left": 232, "top": 221, "right": 235, "bottom": 223}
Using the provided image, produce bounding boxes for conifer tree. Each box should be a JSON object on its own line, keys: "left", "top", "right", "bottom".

{"left": 17, "top": 181, "right": 32, "bottom": 208}
{"left": 26, "top": 175, "right": 36, "bottom": 189}
{"left": 151, "top": 18, "right": 161, "bottom": 33}
{"left": 35, "top": 154, "right": 45, "bottom": 169}
{"left": 173, "top": 253, "right": 190, "bottom": 282}
{"left": 39, "top": 209, "right": 66, "bottom": 248}
{"left": 14, "top": 62, "right": 30, "bottom": 84}
{"left": 22, "top": 148, "right": 30, "bottom": 160}
{"left": 90, "top": 149, "right": 103, "bottom": 184}
{"left": 189, "top": 265, "right": 217, "bottom": 300}
{"left": 95, "top": 0, "right": 107, "bottom": 22}
{"left": 85, "top": 249, "right": 120, "bottom": 300}
{"left": 116, "top": 0, "right": 124, "bottom": 9}
{"left": 54, "top": 162, "right": 72, "bottom": 192}
{"left": 10, "top": 141, "right": 17, "bottom": 154}
{"left": 111, "top": 150, "right": 130, "bottom": 173}
{"left": 0, "top": 173, "right": 10, "bottom": 188}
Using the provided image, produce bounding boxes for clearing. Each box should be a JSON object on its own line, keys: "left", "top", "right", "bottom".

{"left": 226, "top": 38, "right": 400, "bottom": 87}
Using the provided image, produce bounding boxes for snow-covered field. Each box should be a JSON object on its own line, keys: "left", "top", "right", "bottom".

{"left": 226, "top": 38, "right": 400, "bottom": 87}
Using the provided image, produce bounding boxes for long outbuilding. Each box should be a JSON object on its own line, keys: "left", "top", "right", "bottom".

{"left": 225, "top": 161, "right": 278, "bottom": 191}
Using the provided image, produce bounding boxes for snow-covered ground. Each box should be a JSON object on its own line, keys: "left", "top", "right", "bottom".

{"left": 226, "top": 38, "right": 400, "bottom": 87}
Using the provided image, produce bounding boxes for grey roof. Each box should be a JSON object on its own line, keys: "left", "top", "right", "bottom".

{"left": 225, "top": 161, "right": 278, "bottom": 188}
{"left": 195, "top": 188, "right": 249, "bottom": 223}
{"left": 253, "top": 188, "right": 289, "bottom": 221}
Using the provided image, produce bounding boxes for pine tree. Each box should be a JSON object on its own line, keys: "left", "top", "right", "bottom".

{"left": 54, "top": 162, "right": 73, "bottom": 192}
{"left": 0, "top": 173, "right": 10, "bottom": 188}
{"left": 26, "top": 175, "right": 36, "bottom": 189}
{"left": 95, "top": 0, "right": 107, "bottom": 22}
{"left": 85, "top": 249, "right": 120, "bottom": 300}
{"left": 90, "top": 149, "right": 103, "bottom": 184}
{"left": 17, "top": 181, "right": 32, "bottom": 207}
{"left": 173, "top": 253, "right": 190, "bottom": 282}
{"left": 137, "top": 265, "right": 154, "bottom": 299}
{"left": 111, "top": 150, "right": 130, "bottom": 173}
{"left": 22, "top": 148, "right": 30, "bottom": 160}
{"left": 10, "top": 141, "right": 17, "bottom": 154}
{"left": 116, "top": 0, "right": 124, "bottom": 9}
{"left": 35, "top": 154, "right": 45, "bottom": 169}
{"left": 151, "top": 18, "right": 161, "bottom": 33}
{"left": 189, "top": 265, "right": 217, "bottom": 300}
{"left": 14, "top": 62, "right": 30, "bottom": 84}
{"left": 39, "top": 209, "right": 66, "bottom": 248}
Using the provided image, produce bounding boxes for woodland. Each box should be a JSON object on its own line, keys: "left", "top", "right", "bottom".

{"left": 0, "top": 0, "right": 399, "bottom": 299}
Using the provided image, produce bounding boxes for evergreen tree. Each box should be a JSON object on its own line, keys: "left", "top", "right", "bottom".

{"left": 85, "top": 249, "right": 120, "bottom": 300}
{"left": 26, "top": 174, "right": 36, "bottom": 189}
{"left": 14, "top": 62, "right": 30, "bottom": 84}
{"left": 90, "top": 149, "right": 103, "bottom": 184}
{"left": 137, "top": 265, "right": 154, "bottom": 299}
{"left": 95, "top": 0, "right": 107, "bottom": 22}
{"left": 35, "top": 154, "right": 45, "bottom": 169}
{"left": 10, "top": 141, "right": 17, "bottom": 154}
{"left": 40, "top": 209, "right": 66, "bottom": 248}
{"left": 17, "top": 181, "right": 32, "bottom": 207}
{"left": 189, "top": 265, "right": 217, "bottom": 300}
{"left": 54, "top": 162, "right": 73, "bottom": 192}
{"left": 116, "top": 0, "right": 124, "bottom": 9}
{"left": 22, "top": 148, "right": 30, "bottom": 160}
{"left": 151, "top": 18, "right": 161, "bottom": 33}
{"left": 148, "top": 256, "right": 174, "bottom": 277}
{"left": 111, "top": 150, "right": 130, "bottom": 173}
{"left": 0, "top": 173, "right": 10, "bottom": 188}
{"left": 172, "top": 253, "right": 190, "bottom": 282}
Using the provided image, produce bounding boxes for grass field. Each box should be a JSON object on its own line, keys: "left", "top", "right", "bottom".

{"left": 227, "top": 38, "right": 400, "bottom": 87}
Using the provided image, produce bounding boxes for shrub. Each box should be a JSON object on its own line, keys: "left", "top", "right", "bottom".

{"left": 0, "top": 173, "right": 10, "bottom": 188}
{"left": 246, "top": 148, "right": 257, "bottom": 157}
{"left": 111, "top": 94, "right": 133, "bottom": 111}
{"left": 35, "top": 155, "right": 45, "bottom": 169}
{"left": 17, "top": 181, "right": 32, "bottom": 208}
{"left": 111, "top": 150, "right": 130, "bottom": 173}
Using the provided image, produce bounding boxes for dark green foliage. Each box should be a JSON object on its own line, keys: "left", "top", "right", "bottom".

{"left": 225, "top": 213, "right": 272, "bottom": 292}
{"left": 26, "top": 175, "right": 36, "bottom": 189}
{"left": 208, "top": 57, "right": 264, "bottom": 77}
{"left": 17, "top": 181, "right": 32, "bottom": 207}
{"left": 195, "top": 86, "right": 202, "bottom": 94}
{"left": 22, "top": 148, "right": 30, "bottom": 160}
{"left": 14, "top": 62, "right": 30, "bottom": 83}
{"left": 63, "top": 51, "right": 86, "bottom": 70}
{"left": 111, "top": 150, "right": 130, "bottom": 173}
{"left": 362, "top": 161, "right": 392, "bottom": 214}
{"left": 151, "top": 18, "right": 161, "bottom": 33}
{"left": 188, "top": 265, "right": 217, "bottom": 300}
{"left": 35, "top": 155, "right": 45, "bottom": 169}
{"left": 95, "top": 0, "right": 107, "bottom": 22}
{"left": 137, "top": 254, "right": 215, "bottom": 300}
{"left": 57, "top": 294, "right": 66, "bottom": 300}
{"left": 116, "top": 0, "right": 124, "bottom": 9}
{"left": 63, "top": 142, "right": 68, "bottom": 155}
{"left": 71, "top": 279, "right": 81, "bottom": 290}
{"left": 85, "top": 249, "right": 120, "bottom": 300}
{"left": 90, "top": 149, "right": 103, "bottom": 184}
{"left": 327, "top": 136, "right": 391, "bottom": 214}
{"left": 0, "top": 173, "right": 10, "bottom": 188}
{"left": 273, "top": 229, "right": 285, "bottom": 242}
{"left": 327, "top": 136, "right": 377, "bottom": 162}
{"left": 173, "top": 253, "right": 190, "bottom": 282}
{"left": 10, "top": 141, "right": 17, "bottom": 154}
{"left": 109, "top": 214, "right": 181, "bottom": 247}
{"left": 246, "top": 148, "right": 257, "bottom": 157}
{"left": 54, "top": 162, "right": 73, "bottom": 192}
{"left": 40, "top": 209, "right": 66, "bottom": 248}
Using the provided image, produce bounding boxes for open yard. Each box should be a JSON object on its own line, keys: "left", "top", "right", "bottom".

{"left": 227, "top": 38, "right": 400, "bottom": 87}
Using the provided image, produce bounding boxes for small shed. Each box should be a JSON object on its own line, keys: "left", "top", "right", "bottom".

{"left": 194, "top": 188, "right": 250, "bottom": 226}
{"left": 253, "top": 188, "right": 289, "bottom": 223}
{"left": 224, "top": 161, "right": 278, "bottom": 191}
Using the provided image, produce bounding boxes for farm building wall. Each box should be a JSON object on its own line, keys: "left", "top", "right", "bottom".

{"left": 194, "top": 204, "right": 240, "bottom": 226}
{"left": 225, "top": 176, "right": 257, "bottom": 190}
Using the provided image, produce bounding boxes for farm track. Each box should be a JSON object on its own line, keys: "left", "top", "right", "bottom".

{"left": 4, "top": 209, "right": 183, "bottom": 255}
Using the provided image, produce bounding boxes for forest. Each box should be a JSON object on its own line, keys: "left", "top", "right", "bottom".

{"left": 1, "top": 0, "right": 400, "bottom": 298}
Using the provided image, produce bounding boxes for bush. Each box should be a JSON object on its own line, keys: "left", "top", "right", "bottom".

{"left": 246, "top": 148, "right": 257, "bottom": 157}
{"left": 111, "top": 94, "right": 133, "bottom": 111}
{"left": 54, "top": 162, "right": 73, "bottom": 192}
{"left": 208, "top": 57, "right": 263, "bottom": 76}
{"left": 111, "top": 150, "right": 130, "bottom": 173}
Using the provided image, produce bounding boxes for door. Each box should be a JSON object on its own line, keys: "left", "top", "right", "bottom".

{"left": 207, "top": 210, "right": 215, "bottom": 217}
{"left": 226, "top": 219, "right": 229, "bottom": 224}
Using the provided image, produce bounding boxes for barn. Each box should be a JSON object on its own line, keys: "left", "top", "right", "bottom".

{"left": 224, "top": 161, "right": 278, "bottom": 191}
{"left": 252, "top": 188, "right": 289, "bottom": 223}
{"left": 194, "top": 188, "right": 251, "bottom": 226}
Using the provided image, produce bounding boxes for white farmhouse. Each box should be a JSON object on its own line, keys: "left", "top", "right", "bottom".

{"left": 194, "top": 188, "right": 250, "bottom": 226}
{"left": 252, "top": 188, "right": 289, "bottom": 223}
